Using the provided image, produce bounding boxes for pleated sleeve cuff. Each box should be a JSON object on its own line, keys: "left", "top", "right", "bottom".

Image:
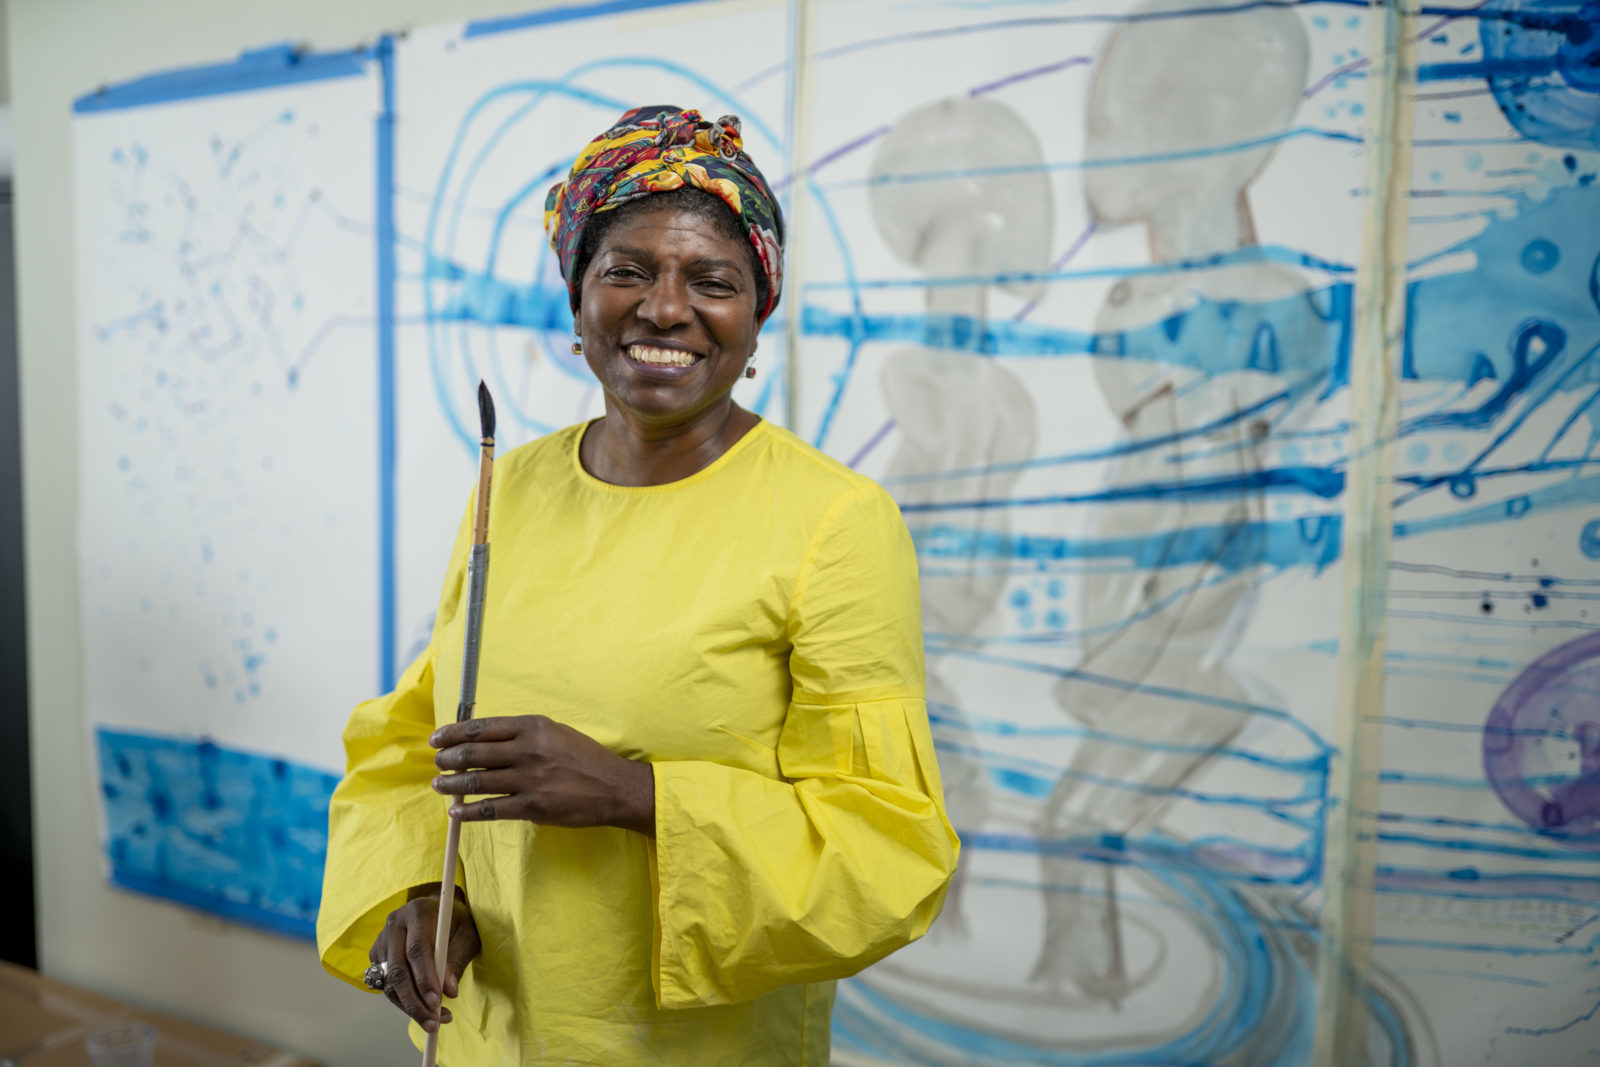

{"left": 315, "top": 785, "right": 467, "bottom": 991}
{"left": 650, "top": 695, "right": 958, "bottom": 1011}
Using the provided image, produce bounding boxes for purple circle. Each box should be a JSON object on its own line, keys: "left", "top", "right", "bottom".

{"left": 1483, "top": 632, "right": 1600, "bottom": 843}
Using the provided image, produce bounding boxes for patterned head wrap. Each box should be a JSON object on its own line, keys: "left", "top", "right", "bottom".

{"left": 544, "top": 105, "right": 785, "bottom": 323}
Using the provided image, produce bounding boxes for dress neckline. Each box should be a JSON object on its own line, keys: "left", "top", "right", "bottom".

{"left": 571, "top": 416, "right": 770, "bottom": 495}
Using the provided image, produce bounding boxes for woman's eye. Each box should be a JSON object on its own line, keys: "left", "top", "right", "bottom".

{"left": 607, "top": 266, "right": 644, "bottom": 280}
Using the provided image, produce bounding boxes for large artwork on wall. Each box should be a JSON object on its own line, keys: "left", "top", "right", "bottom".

{"left": 73, "top": 0, "right": 1600, "bottom": 1060}
{"left": 73, "top": 47, "right": 386, "bottom": 937}
{"left": 783, "top": 0, "right": 1600, "bottom": 1062}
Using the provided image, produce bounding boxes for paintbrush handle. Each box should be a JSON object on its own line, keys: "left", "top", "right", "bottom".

{"left": 456, "top": 545, "right": 489, "bottom": 720}
{"left": 420, "top": 814, "right": 464, "bottom": 1067}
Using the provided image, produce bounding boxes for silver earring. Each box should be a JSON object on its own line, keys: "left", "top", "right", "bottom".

{"left": 744, "top": 363, "right": 757, "bottom": 379}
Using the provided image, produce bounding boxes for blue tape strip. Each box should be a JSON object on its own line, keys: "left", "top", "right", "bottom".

{"left": 376, "top": 37, "right": 399, "bottom": 691}
{"left": 73, "top": 42, "right": 370, "bottom": 114}
{"left": 466, "top": 0, "right": 709, "bottom": 39}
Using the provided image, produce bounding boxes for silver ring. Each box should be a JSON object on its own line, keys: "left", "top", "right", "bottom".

{"left": 363, "top": 961, "right": 389, "bottom": 991}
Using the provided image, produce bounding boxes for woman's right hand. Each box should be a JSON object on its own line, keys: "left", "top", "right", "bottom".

{"left": 369, "top": 884, "right": 482, "bottom": 1033}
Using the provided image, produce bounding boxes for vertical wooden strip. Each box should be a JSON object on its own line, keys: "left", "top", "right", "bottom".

{"left": 782, "top": 0, "right": 813, "bottom": 432}
{"left": 1312, "top": 0, "right": 1417, "bottom": 1061}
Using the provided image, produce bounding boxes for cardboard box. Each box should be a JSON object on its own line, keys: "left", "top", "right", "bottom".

{"left": 0, "top": 961, "right": 316, "bottom": 1066}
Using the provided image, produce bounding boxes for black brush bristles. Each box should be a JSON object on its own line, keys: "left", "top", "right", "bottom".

{"left": 478, "top": 380, "right": 496, "bottom": 442}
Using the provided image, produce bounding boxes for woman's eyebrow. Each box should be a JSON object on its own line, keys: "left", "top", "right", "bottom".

{"left": 599, "top": 244, "right": 656, "bottom": 262}
{"left": 685, "top": 257, "right": 745, "bottom": 273}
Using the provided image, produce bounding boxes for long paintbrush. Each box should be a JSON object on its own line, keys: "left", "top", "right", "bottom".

{"left": 422, "top": 381, "right": 496, "bottom": 1067}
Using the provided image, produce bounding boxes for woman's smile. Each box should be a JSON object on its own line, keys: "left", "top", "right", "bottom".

{"left": 626, "top": 342, "right": 702, "bottom": 368}
{"left": 621, "top": 341, "right": 705, "bottom": 381}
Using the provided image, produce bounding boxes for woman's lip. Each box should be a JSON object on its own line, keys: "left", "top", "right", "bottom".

{"left": 623, "top": 351, "right": 703, "bottom": 380}
{"left": 625, "top": 342, "right": 703, "bottom": 362}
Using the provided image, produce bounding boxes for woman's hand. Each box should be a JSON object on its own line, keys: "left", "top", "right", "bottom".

{"left": 430, "top": 715, "right": 656, "bottom": 836}
{"left": 370, "top": 885, "right": 481, "bottom": 1033}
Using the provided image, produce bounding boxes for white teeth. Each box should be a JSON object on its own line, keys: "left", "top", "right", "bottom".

{"left": 627, "top": 344, "right": 698, "bottom": 367}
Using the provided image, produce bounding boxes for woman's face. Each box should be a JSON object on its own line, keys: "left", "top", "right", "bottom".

{"left": 575, "top": 203, "right": 760, "bottom": 428}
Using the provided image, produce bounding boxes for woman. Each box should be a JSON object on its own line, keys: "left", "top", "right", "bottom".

{"left": 316, "top": 105, "right": 958, "bottom": 1065}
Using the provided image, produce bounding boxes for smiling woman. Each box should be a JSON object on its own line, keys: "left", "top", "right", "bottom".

{"left": 315, "top": 105, "right": 959, "bottom": 1067}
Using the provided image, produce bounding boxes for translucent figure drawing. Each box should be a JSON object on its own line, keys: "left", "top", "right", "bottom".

{"left": 1032, "top": 0, "right": 1324, "bottom": 999}
{"left": 869, "top": 97, "right": 1050, "bottom": 932}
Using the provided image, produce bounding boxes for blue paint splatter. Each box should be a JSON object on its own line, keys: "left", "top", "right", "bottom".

{"left": 1522, "top": 237, "right": 1561, "bottom": 273}
{"left": 1479, "top": 0, "right": 1600, "bottom": 151}
{"left": 95, "top": 727, "right": 337, "bottom": 939}
{"left": 1581, "top": 519, "right": 1600, "bottom": 558}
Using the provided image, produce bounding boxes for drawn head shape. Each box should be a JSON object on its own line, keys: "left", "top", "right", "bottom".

{"left": 1084, "top": 0, "right": 1309, "bottom": 225}
{"left": 869, "top": 97, "right": 1054, "bottom": 303}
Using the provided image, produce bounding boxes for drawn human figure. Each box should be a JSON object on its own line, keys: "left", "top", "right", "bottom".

{"left": 1031, "top": 0, "right": 1325, "bottom": 999}
{"left": 868, "top": 96, "right": 1052, "bottom": 932}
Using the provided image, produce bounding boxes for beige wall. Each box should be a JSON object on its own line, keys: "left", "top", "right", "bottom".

{"left": 10, "top": 2, "right": 556, "bottom": 1063}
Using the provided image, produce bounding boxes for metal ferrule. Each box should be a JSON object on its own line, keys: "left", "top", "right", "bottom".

{"left": 455, "top": 543, "right": 490, "bottom": 721}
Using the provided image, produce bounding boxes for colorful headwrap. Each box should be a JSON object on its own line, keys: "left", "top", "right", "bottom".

{"left": 544, "top": 105, "right": 786, "bottom": 323}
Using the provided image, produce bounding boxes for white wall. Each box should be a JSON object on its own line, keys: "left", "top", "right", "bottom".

{"left": 10, "top": 2, "right": 558, "bottom": 1063}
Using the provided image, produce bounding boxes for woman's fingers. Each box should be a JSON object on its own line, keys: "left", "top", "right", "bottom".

{"left": 428, "top": 715, "right": 648, "bottom": 830}
{"left": 430, "top": 716, "right": 534, "bottom": 750}
{"left": 447, "top": 796, "right": 504, "bottom": 822}
{"left": 382, "top": 915, "right": 437, "bottom": 1031}
{"left": 402, "top": 910, "right": 445, "bottom": 1030}
{"left": 433, "top": 740, "right": 518, "bottom": 773}
{"left": 443, "top": 912, "right": 483, "bottom": 999}
{"left": 432, "top": 769, "right": 519, "bottom": 797}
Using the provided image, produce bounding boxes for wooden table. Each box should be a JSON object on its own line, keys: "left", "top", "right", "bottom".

{"left": 0, "top": 961, "right": 316, "bottom": 1066}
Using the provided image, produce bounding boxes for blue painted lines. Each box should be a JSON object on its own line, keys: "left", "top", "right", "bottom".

{"left": 96, "top": 303, "right": 166, "bottom": 341}
{"left": 428, "top": 261, "right": 573, "bottom": 333}
{"left": 899, "top": 464, "right": 1347, "bottom": 513}
{"left": 465, "top": 0, "right": 709, "bottom": 38}
{"left": 835, "top": 850, "right": 1412, "bottom": 1067}
{"left": 819, "top": 126, "right": 1367, "bottom": 191}
{"left": 73, "top": 43, "right": 372, "bottom": 114}
{"left": 911, "top": 511, "right": 1345, "bottom": 575}
{"left": 376, "top": 36, "right": 398, "bottom": 692}
{"left": 97, "top": 728, "right": 338, "bottom": 940}
{"left": 1506, "top": 989, "right": 1600, "bottom": 1035}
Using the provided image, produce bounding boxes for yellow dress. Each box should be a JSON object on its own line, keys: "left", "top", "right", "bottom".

{"left": 316, "top": 419, "right": 959, "bottom": 1066}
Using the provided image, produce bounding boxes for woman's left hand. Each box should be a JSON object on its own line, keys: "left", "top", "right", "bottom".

{"left": 430, "top": 716, "right": 655, "bottom": 836}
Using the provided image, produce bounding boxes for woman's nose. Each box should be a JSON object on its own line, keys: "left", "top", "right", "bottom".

{"left": 637, "top": 275, "right": 693, "bottom": 329}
